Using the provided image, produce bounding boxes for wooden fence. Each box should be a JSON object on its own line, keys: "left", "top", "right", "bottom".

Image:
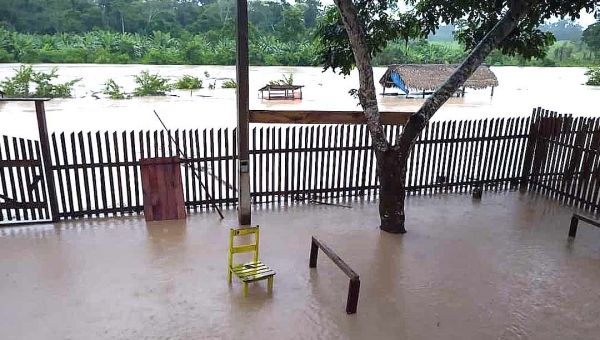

{"left": 523, "top": 108, "right": 600, "bottom": 213}
{"left": 0, "top": 136, "right": 50, "bottom": 222}
{"left": 45, "top": 116, "right": 532, "bottom": 219}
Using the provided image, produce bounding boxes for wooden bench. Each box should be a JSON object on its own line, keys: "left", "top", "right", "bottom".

{"left": 568, "top": 213, "right": 600, "bottom": 238}
{"left": 228, "top": 226, "right": 275, "bottom": 296}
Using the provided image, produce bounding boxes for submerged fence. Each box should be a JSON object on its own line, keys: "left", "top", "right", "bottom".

{"left": 3, "top": 107, "right": 600, "bottom": 223}
{"left": 43, "top": 116, "right": 532, "bottom": 220}
{"left": 524, "top": 108, "right": 600, "bottom": 212}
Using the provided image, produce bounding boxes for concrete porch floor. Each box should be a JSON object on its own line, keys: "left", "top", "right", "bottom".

{"left": 1, "top": 192, "right": 600, "bottom": 340}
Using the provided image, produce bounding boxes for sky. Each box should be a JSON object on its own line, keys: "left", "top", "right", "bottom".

{"left": 317, "top": 1, "right": 598, "bottom": 28}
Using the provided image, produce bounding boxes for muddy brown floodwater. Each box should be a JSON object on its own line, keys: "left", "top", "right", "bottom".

{"left": 0, "top": 64, "right": 598, "bottom": 140}
{"left": 1, "top": 191, "right": 600, "bottom": 339}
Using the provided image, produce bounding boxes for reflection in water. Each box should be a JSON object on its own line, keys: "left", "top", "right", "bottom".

{"left": 0, "top": 64, "right": 598, "bottom": 140}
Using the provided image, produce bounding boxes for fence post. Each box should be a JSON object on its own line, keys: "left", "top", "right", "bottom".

{"left": 520, "top": 108, "right": 541, "bottom": 191}
{"left": 309, "top": 237, "right": 319, "bottom": 267}
{"left": 35, "top": 100, "right": 59, "bottom": 222}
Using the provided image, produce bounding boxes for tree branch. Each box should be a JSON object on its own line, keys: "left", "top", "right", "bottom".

{"left": 397, "top": 0, "right": 540, "bottom": 153}
{"left": 333, "top": 0, "right": 389, "bottom": 152}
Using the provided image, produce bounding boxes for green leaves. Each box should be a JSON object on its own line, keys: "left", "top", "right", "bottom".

{"left": 0, "top": 65, "right": 79, "bottom": 98}
{"left": 585, "top": 67, "right": 600, "bottom": 85}
{"left": 175, "top": 75, "right": 203, "bottom": 90}
{"left": 133, "top": 70, "right": 172, "bottom": 96}
{"left": 103, "top": 79, "right": 129, "bottom": 99}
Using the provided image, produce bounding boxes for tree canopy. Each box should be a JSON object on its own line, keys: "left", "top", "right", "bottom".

{"left": 583, "top": 20, "right": 600, "bottom": 55}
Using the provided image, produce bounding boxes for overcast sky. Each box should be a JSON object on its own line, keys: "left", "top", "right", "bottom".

{"left": 317, "top": 1, "right": 598, "bottom": 28}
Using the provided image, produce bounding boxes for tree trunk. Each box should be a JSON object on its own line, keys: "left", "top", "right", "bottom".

{"left": 334, "top": 0, "right": 538, "bottom": 234}
{"left": 377, "top": 149, "right": 407, "bottom": 234}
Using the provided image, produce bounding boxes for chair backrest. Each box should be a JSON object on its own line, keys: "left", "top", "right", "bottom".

{"left": 228, "top": 226, "right": 260, "bottom": 268}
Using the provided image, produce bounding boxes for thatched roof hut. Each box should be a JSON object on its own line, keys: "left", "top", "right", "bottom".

{"left": 379, "top": 64, "right": 499, "bottom": 94}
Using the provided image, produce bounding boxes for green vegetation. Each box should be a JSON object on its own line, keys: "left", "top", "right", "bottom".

{"left": 0, "top": 1, "right": 598, "bottom": 68}
{"left": 268, "top": 74, "right": 294, "bottom": 86}
{"left": 586, "top": 68, "right": 600, "bottom": 85}
{"left": 103, "top": 79, "right": 129, "bottom": 99}
{"left": 222, "top": 79, "right": 237, "bottom": 89}
{"left": 133, "top": 70, "right": 172, "bottom": 96}
{"left": 175, "top": 75, "right": 203, "bottom": 90}
{"left": 0, "top": 65, "right": 79, "bottom": 98}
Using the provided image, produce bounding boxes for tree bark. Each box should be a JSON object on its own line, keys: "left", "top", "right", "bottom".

{"left": 377, "top": 149, "right": 408, "bottom": 234}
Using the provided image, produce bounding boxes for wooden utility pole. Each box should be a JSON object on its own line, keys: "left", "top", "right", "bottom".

{"left": 236, "top": 0, "right": 251, "bottom": 225}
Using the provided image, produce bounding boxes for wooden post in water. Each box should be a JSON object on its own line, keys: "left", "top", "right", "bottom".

{"left": 236, "top": 0, "right": 251, "bottom": 225}
{"left": 35, "top": 100, "right": 59, "bottom": 222}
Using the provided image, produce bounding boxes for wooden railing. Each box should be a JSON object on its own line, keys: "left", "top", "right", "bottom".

{"left": 309, "top": 236, "right": 360, "bottom": 314}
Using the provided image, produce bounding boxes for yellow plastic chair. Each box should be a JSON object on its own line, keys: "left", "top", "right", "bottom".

{"left": 228, "top": 226, "right": 275, "bottom": 296}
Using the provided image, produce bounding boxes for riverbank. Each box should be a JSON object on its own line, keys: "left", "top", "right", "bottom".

{"left": 1, "top": 29, "right": 598, "bottom": 68}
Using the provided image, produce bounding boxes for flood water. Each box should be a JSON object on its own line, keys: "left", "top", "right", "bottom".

{"left": 0, "top": 64, "right": 598, "bottom": 140}
{"left": 1, "top": 192, "right": 600, "bottom": 339}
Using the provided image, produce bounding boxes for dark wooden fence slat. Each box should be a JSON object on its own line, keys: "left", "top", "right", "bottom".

{"left": 284, "top": 127, "right": 290, "bottom": 202}
{"left": 104, "top": 132, "right": 117, "bottom": 215}
{"left": 217, "top": 129, "right": 224, "bottom": 207}
{"left": 122, "top": 132, "right": 132, "bottom": 213}
{"left": 203, "top": 129, "right": 210, "bottom": 210}
{"left": 68, "top": 133, "right": 83, "bottom": 216}
{"left": 77, "top": 133, "right": 92, "bottom": 215}
{"left": 12, "top": 138, "right": 27, "bottom": 220}
{"left": 51, "top": 134, "right": 67, "bottom": 219}
{"left": 113, "top": 132, "right": 124, "bottom": 215}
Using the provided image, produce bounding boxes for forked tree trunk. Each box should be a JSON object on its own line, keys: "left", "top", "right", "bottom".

{"left": 377, "top": 149, "right": 408, "bottom": 233}
{"left": 333, "top": 0, "right": 539, "bottom": 233}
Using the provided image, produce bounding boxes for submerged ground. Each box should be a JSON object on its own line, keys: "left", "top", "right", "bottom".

{"left": 1, "top": 191, "right": 600, "bottom": 339}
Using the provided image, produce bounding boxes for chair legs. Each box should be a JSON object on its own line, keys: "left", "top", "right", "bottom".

{"left": 243, "top": 282, "right": 249, "bottom": 297}
{"left": 228, "top": 270, "right": 232, "bottom": 284}
{"left": 267, "top": 277, "right": 274, "bottom": 293}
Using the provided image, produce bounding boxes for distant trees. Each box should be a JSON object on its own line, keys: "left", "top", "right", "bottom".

{"left": 583, "top": 21, "right": 600, "bottom": 58}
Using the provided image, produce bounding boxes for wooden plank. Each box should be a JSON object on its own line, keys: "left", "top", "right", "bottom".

{"left": 307, "top": 126, "right": 315, "bottom": 197}
{"left": 69, "top": 133, "right": 83, "bottom": 216}
{"left": 12, "top": 138, "right": 27, "bottom": 220}
{"left": 51, "top": 133, "right": 66, "bottom": 219}
{"left": 310, "top": 236, "right": 359, "bottom": 279}
{"left": 349, "top": 125, "right": 358, "bottom": 196}
{"left": 233, "top": 128, "right": 238, "bottom": 204}
{"left": 17, "top": 139, "right": 34, "bottom": 220}
{"left": 133, "top": 131, "right": 141, "bottom": 213}
{"left": 358, "top": 125, "right": 367, "bottom": 197}
{"left": 224, "top": 128, "right": 231, "bottom": 208}
{"left": 311, "top": 126, "right": 319, "bottom": 198}
{"left": 88, "top": 133, "right": 100, "bottom": 217}
{"left": 217, "top": 129, "right": 224, "bottom": 207}
{"left": 112, "top": 132, "right": 124, "bottom": 214}
{"left": 122, "top": 131, "right": 132, "bottom": 213}
{"left": 291, "top": 127, "right": 297, "bottom": 199}
{"left": 0, "top": 140, "right": 8, "bottom": 220}
{"left": 27, "top": 140, "right": 43, "bottom": 219}
{"left": 194, "top": 129, "right": 202, "bottom": 210}
{"left": 251, "top": 127, "right": 257, "bottom": 203}
{"left": 34, "top": 101, "right": 58, "bottom": 221}
{"left": 270, "top": 127, "right": 276, "bottom": 202}
{"left": 210, "top": 129, "right": 216, "bottom": 207}
{"left": 284, "top": 127, "right": 290, "bottom": 202}
{"left": 202, "top": 129, "right": 210, "bottom": 210}
{"left": 277, "top": 127, "right": 283, "bottom": 202}
{"left": 249, "top": 110, "right": 412, "bottom": 125}
{"left": 96, "top": 132, "right": 108, "bottom": 216}
{"left": 183, "top": 130, "right": 192, "bottom": 206}
{"left": 77, "top": 133, "right": 91, "bottom": 215}
{"left": 259, "top": 127, "right": 265, "bottom": 203}
{"left": 104, "top": 132, "right": 117, "bottom": 215}
{"left": 301, "top": 127, "right": 309, "bottom": 196}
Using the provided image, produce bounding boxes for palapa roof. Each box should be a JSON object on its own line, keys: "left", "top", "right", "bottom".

{"left": 379, "top": 64, "right": 498, "bottom": 91}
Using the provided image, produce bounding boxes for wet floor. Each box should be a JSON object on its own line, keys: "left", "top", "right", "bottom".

{"left": 1, "top": 192, "right": 600, "bottom": 340}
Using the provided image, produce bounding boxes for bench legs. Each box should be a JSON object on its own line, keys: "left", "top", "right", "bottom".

{"left": 243, "top": 282, "right": 249, "bottom": 297}
{"left": 228, "top": 270, "right": 232, "bottom": 284}
{"left": 267, "top": 277, "right": 273, "bottom": 293}
{"left": 569, "top": 216, "right": 579, "bottom": 238}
